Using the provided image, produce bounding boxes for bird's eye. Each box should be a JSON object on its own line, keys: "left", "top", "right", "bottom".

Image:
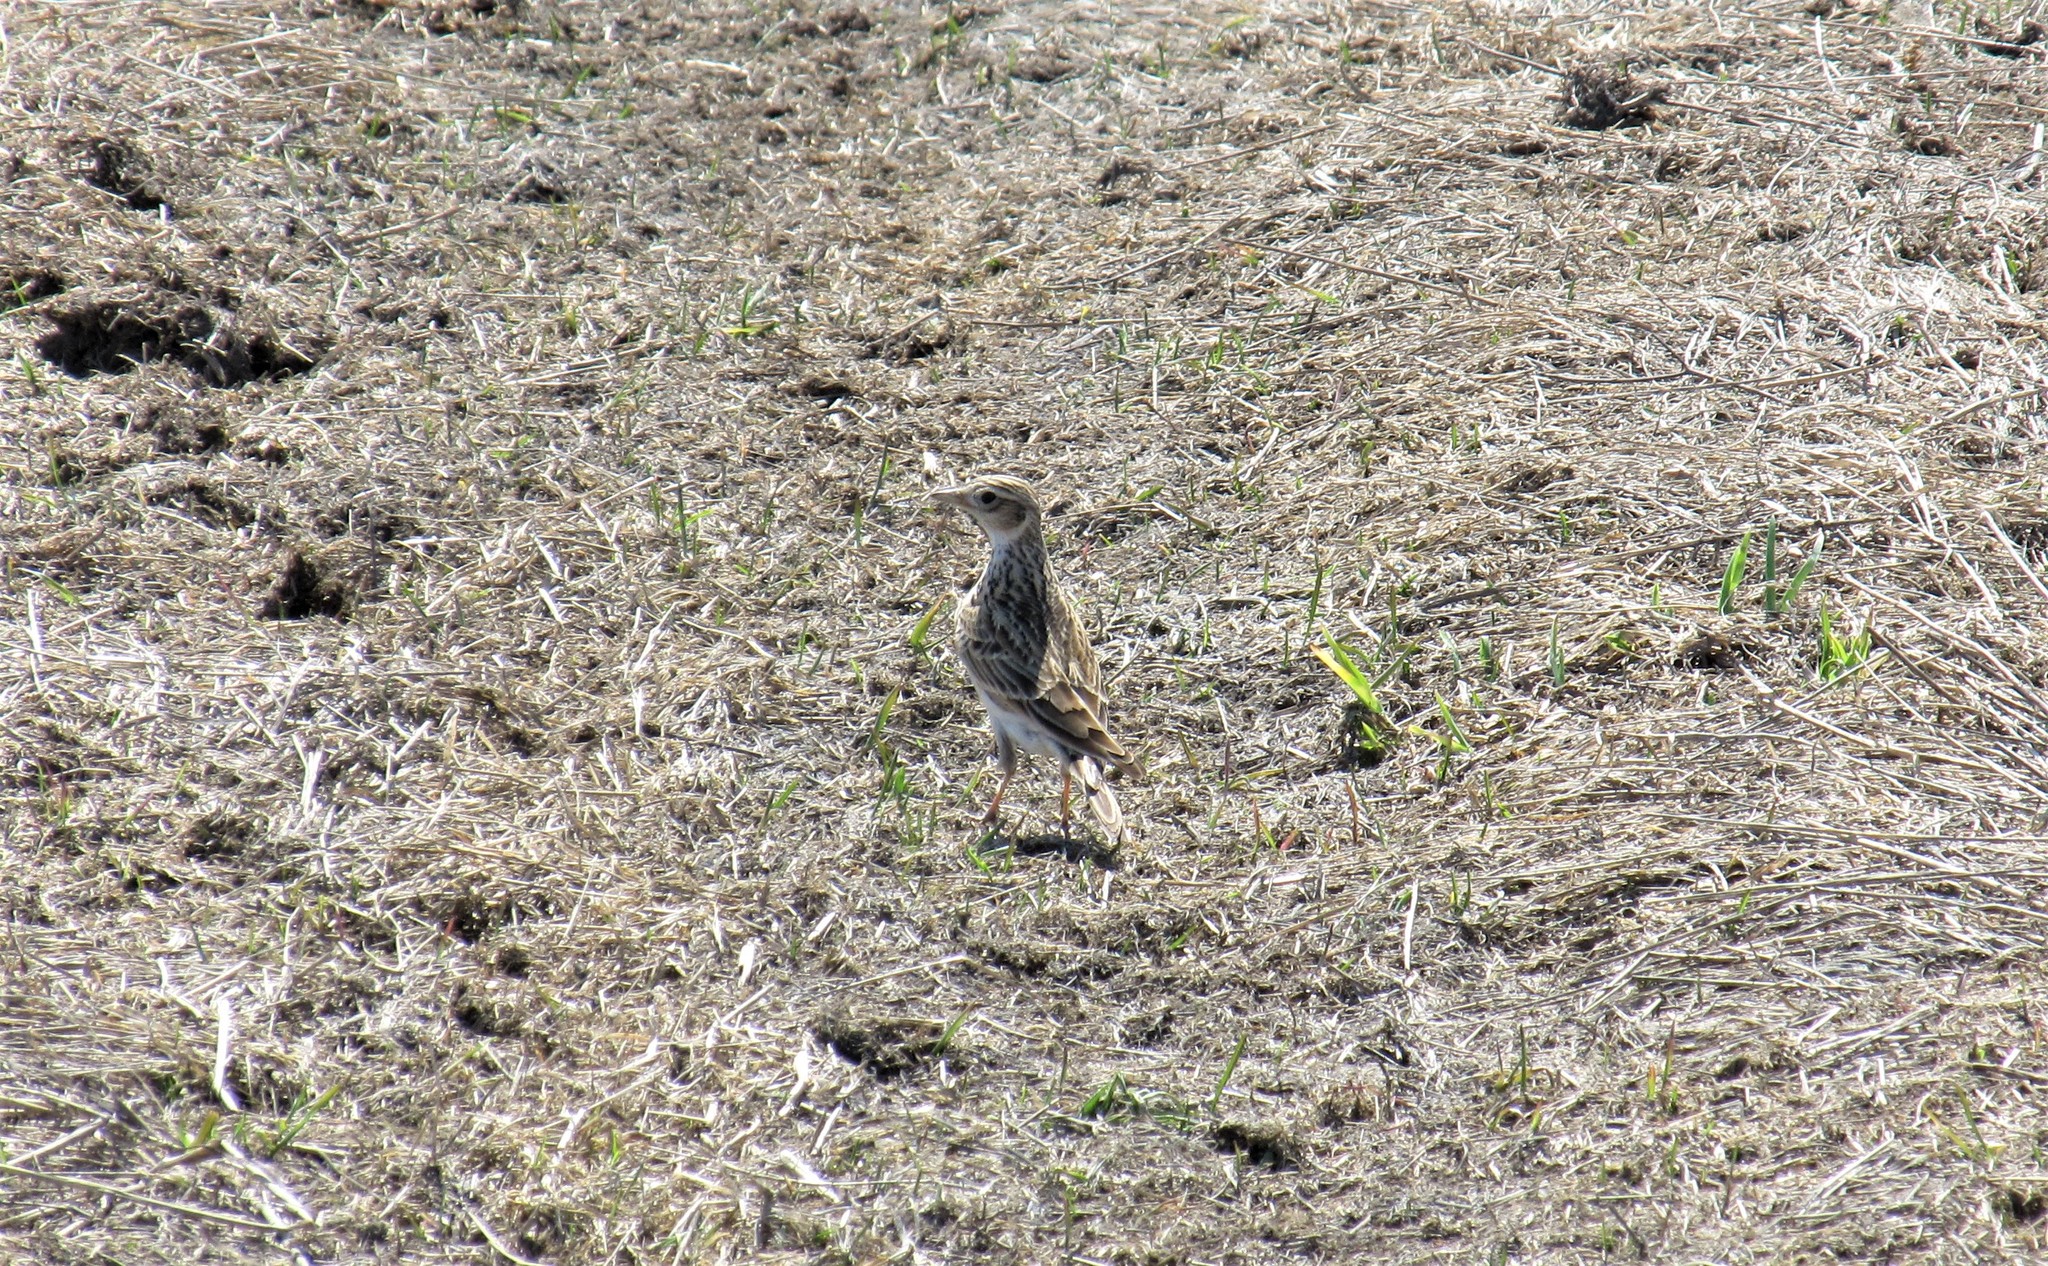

{"left": 974, "top": 491, "right": 995, "bottom": 506}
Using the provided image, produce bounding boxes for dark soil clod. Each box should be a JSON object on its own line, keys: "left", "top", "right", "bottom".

{"left": 868, "top": 320, "right": 955, "bottom": 363}
{"left": 83, "top": 137, "right": 169, "bottom": 213}
{"left": 1211, "top": 1122, "right": 1300, "bottom": 1170}
{"left": 1675, "top": 632, "right": 1748, "bottom": 672}
{"left": 183, "top": 810, "right": 256, "bottom": 860}
{"left": 1098, "top": 155, "right": 1153, "bottom": 187}
{"left": 260, "top": 550, "right": 351, "bottom": 621}
{"left": 814, "top": 1012, "right": 946, "bottom": 1078}
{"left": 823, "top": 6, "right": 872, "bottom": 35}
{"left": 1558, "top": 66, "right": 1665, "bottom": 130}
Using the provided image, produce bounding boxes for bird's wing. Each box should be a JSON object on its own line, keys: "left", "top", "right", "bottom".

{"left": 955, "top": 589, "right": 1046, "bottom": 701}
{"left": 1023, "top": 597, "right": 1138, "bottom": 775}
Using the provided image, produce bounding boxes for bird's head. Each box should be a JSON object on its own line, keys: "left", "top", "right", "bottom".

{"left": 930, "top": 474, "right": 1042, "bottom": 544}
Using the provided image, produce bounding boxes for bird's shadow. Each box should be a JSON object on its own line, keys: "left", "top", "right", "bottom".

{"left": 973, "top": 829, "right": 1119, "bottom": 870}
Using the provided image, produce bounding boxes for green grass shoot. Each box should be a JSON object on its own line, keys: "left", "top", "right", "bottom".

{"left": 1781, "top": 544, "right": 1819, "bottom": 610}
{"left": 1761, "top": 518, "right": 1780, "bottom": 614}
{"left": 1817, "top": 600, "right": 1872, "bottom": 682}
{"left": 1210, "top": 1034, "right": 1248, "bottom": 1112}
{"left": 1718, "top": 530, "right": 1750, "bottom": 615}
{"left": 1313, "top": 635, "right": 1383, "bottom": 717}
{"left": 908, "top": 597, "right": 943, "bottom": 654}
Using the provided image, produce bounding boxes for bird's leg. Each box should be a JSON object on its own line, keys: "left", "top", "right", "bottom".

{"left": 982, "top": 770, "right": 1012, "bottom": 826}
{"left": 984, "top": 731, "right": 1017, "bottom": 830}
{"left": 1060, "top": 764, "right": 1073, "bottom": 839}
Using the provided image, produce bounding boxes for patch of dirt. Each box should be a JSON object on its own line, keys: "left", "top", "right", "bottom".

{"left": 1211, "top": 1121, "right": 1301, "bottom": 1170}
{"left": 258, "top": 549, "right": 353, "bottom": 620}
{"left": 1558, "top": 64, "right": 1666, "bottom": 130}
{"left": 82, "top": 137, "right": 168, "bottom": 213}
{"left": 813, "top": 1011, "right": 953, "bottom": 1078}
{"left": 37, "top": 298, "right": 319, "bottom": 386}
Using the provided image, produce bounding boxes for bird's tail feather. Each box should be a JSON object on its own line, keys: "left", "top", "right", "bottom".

{"left": 1076, "top": 757, "right": 1125, "bottom": 844}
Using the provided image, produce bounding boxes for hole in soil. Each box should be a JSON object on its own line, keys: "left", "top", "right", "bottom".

{"left": 868, "top": 321, "right": 955, "bottom": 363}
{"left": 38, "top": 305, "right": 205, "bottom": 377}
{"left": 260, "top": 550, "right": 350, "bottom": 621}
{"left": 150, "top": 478, "right": 255, "bottom": 529}
{"left": 450, "top": 981, "right": 524, "bottom": 1038}
{"left": 83, "top": 137, "right": 169, "bottom": 213}
{"left": 37, "top": 302, "right": 319, "bottom": 386}
{"left": 1011, "top": 832, "right": 1119, "bottom": 868}
{"left": 1559, "top": 66, "right": 1664, "bottom": 130}
{"left": 1999, "top": 1187, "right": 2047, "bottom": 1224}
{"left": 1978, "top": 20, "right": 2046, "bottom": 57}
{"left": 1211, "top": 1122, "right": 1300, "bottom": 1170}
{"left": 813, "top": 1012, "right": 944, "bottom": 1078}
{"left": 184, "top": 810, "right": 256, "bottom": 860}
{"left": 136, "top": 405, "right": 229, "bottom": 456}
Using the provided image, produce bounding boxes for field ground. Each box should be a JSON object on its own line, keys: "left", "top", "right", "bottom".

{"left": 5, "top": 0, "right": 2048, "bottom": 1261}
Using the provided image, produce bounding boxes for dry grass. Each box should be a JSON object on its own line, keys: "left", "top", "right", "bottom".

{"left": 5, "top": 0, "right": 2048, "bottom": 1261}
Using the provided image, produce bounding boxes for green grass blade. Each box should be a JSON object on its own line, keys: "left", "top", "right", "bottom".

{"left": 908, "top": 597, "right": 943, "bottom": 653}
{"left": 1782, "top": 553, "right": 1819, "bottom": 609}
{"left": 1435, "top": 694, "right": 1473, "bottom": 753}
{"left": 1763, "top": 519, "right": 1780, "bottom": 613}
{"left": 1314, "top": 637, "right": 1382, "bottom": 715}
{"left": 869, "top": 686, "right": 900, "bottom": 749}
{"left": 1718, "top": 531, "right": 1751, "bottom": 615}
{"left": 1210, "top": 1034, "right": 1248, "bottom": 1112}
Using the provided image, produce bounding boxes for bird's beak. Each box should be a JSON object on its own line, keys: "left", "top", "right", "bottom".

{"left": 928, "top": 486, "right": 970, "bottom": 509}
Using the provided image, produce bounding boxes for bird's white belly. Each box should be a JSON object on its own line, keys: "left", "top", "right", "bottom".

{"left": 978, "top": 691, "right": 1068, "bottom": 761}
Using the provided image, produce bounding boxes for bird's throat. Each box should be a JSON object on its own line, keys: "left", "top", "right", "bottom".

{"left": 980, "top": 531, "right": 1050, "bottom": 606}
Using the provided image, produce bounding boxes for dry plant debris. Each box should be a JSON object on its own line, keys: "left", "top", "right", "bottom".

{"left": 4, "top": 0, "right": 2048, "bottom": 1262}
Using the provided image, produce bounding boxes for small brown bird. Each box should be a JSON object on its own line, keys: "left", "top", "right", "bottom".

{"left": 930, "top": 474, "right": 1138, "bottom": 842}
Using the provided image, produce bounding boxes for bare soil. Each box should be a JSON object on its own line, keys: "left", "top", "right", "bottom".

{"left": 5, "top": 1, "right": 2048, "bottom": 1262}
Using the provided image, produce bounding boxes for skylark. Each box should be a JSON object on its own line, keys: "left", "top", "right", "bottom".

{"left": 930, "top": 475, "right": 1138, "bottom": 843}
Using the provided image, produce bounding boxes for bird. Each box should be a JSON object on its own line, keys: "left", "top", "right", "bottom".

{"left": 929, "top": 474, "right": 1138, "bottom": 843}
